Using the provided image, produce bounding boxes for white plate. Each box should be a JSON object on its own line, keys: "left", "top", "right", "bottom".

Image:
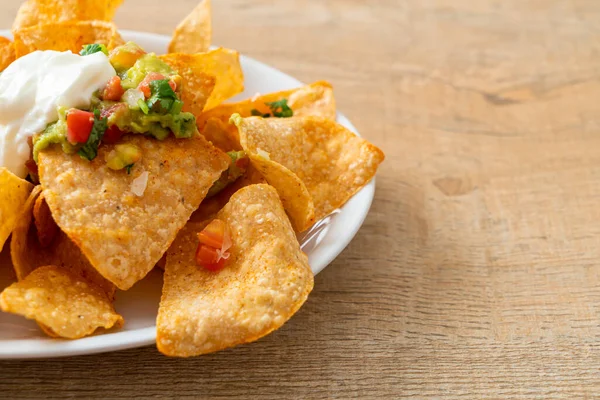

{"left": 0, "top": 30, "right": 375, "bottom": 359}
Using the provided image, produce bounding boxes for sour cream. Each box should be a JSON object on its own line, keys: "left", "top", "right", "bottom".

{"left": 0, "top": 50, "right": 116, "bottom": 178}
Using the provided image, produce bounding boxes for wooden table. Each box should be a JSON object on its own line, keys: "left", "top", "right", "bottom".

{"left": 2, "top": 0, "right": 600, "bottom": 397}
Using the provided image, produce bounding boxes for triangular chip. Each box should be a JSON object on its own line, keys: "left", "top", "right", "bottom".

{"left": 13, "top": 20, "right": 124, "bottom": 58}
{"left": 10, "top": 188, "right": 116, "bottom": 300}
{"left": 157, "top": 184, "right": 313, "bottom": 357}
{"left": 12, "top": 0, "right": 124, "bottom": 30}
{"left": 197, "top": 81, "right": 336, "bottom": 151}
{"left": 232, "top": 115, "right": 385, "bottom": 224}
{"left": 162, "top": 58, "right": 216, "bottom": 116}
{"left": 161, "top": 49, "right": 244, "bottom": 111}
{"left": 168, "top": 0, "right": 211, "bottom": 54}
{"left": 0, "top": 37, "right": 15, "bottom": 72}
{"left": 0, "top": 168, "right": 33, "bottom": 251}
{"left": 38, "top": 135, "right": 230, "bottom": 290}
{"left": 0, "top": 265, "right": 123, "bottom": 339}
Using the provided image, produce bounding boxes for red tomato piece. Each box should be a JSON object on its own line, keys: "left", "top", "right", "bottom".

{"left": 66, "top": 109, "right": 94, "bottom": 144}
{"left": 102, "top": 125, "right": 125, "bottom": 144}
{"left": 137, "top": 72, "right": 166, "bottom": 98}
{"left": 102, "top": 76, "right": 124, "bottom": 101}
{"left": 197, "top": 219, "right": 228, "bottom": 249}
{"left": 168, "top": 80, "right": 176, "bottom": 92}
{"left": 195, "top": 244, "right": 226, "bottom": 271}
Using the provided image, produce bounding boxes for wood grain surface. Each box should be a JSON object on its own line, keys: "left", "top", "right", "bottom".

{"left": 2, "top": 0, "right": 600, "bottom": 398}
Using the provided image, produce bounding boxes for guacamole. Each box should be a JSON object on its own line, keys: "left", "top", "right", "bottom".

{"left": 33, "top": 42, "right": 199, "bottom": 171}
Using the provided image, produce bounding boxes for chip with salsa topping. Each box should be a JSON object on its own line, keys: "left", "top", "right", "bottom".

{"left": 157, "top": 184, "right": 313, "bottom": 357}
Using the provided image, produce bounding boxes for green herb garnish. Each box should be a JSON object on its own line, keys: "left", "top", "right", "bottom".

{"left": 147, "top": 79, "right": 177, "bottom": 113}
{"left": 78, "top": 110, "right": 107, "bottom": 161}
{"left": 125, "top": 164, "right": 134, "bottom": 174}
{"left": 80, "top": 44, "right": 108, "bottom": 56}
{"left": 251, "top": 109, "right": 271, "bottom": 118}
{"left": 265, "top": 98, "right": 293, "bottom": 118}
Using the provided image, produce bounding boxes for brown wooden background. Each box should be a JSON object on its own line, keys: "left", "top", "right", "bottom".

{"left": 2, "top": 0, "right": 600, "bottom": 398}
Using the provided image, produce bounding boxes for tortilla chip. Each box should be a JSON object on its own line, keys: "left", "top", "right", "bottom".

{"left": 198, "top": 81, "right": 336, "bottom": 131}
{"left": 12, "top": 0, "right": 124, "bottom": 30}
{"left": 157, "top": 184, "right": 313, "bottom": 357}
{"left": 13, "top": 20, "right": 124, "bottom": 58}
{"left": 161, "top": 49, "right": 244, "bottom": 111}
{"left": 0, "top": 265, "right": 123, "bottom": 339}
{"left": 199, "top": 117, "right": 242, "bottom": 152}
{"left": 196, "top": 81, "right": 336, "bottom": 151}
{"left": 232, "top": 115, "right": 385, "bottom": 224}
{"left": 10, "top": 188, "right": 116, "bottom": 299}
{"left": 158, "top": 56, "right": 216, "bottom": 116}
{"left": 38, "top": 135, "right": 230, "bottom": 290}
{"left": 0, "top": 168, "right": 34, "bottom": 251}
{"left": 0, "top": 37, "right": 15, "bottom": 72}
{"left": 33, "top": 193, "right": 59, "bottom": 248}
{"left": 168, "top": 0, "right": 211, "bottom": 54}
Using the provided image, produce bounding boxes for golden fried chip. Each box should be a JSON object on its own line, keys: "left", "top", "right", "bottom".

{"left": 12, "top": 0, "right": 124, "bottom": 30}
{"left": 11, "top": 188, "right": 116, "bottom": 299}
{"left": 168, "top": 0, "right": 211, "bottom": 54}
{"left": 0, "top": 168, "right": 34, "bottom": 251}
{"left": 13, "top": 20, "right": 123, "bottom": 58}
{"left": 157, "top": 184, "right": 313, "bottom": 357}
{"left": 196, "top": 81, "right": 336, "bottom": 151}
{"left": 232, "top": 115, "right": 385, "bottom": 224}
{"left": 161, "top": 49, "right": 244, "bottom": 111}
{"left": 38, "top": 135, "right": 230, "bottom": 290}
{"left": 198, "top": 81, "right": 336, "bottom": 131}
{"left": 0, "top": 265, "right": 123, "bottom": 339}
{"left": 0, "top": 37, "right": 15, "bottom": 72}
{"left": 158, "top": 56, "right": 216, "bottom": 116}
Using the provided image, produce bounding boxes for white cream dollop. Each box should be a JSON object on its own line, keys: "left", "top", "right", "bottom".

{"left": 0, "top": 50, "right": 116, "bottom": 178}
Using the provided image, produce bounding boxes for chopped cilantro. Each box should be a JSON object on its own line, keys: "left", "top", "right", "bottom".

{"left": 80, "top": 44, "right": 108, "bottom": 56}
{"left": 77, "top": 110, "right": 107, "bottom": 161}
{"left": 265, "top": 98, "right": 293, "bottom": 118}
{"left": 125, "top": 164, "right": 134, "bottom": 174}
{"left": 147, "top": 79, "right": 177, "bottom": 113}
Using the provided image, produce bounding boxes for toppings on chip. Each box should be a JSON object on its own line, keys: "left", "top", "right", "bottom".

{"left": 13, "top": 20, "right": 124, "bottom": 58}
{"left": 0, "top": 168, "right": 34, "bottom": 251}
{"left": 232, "top": 114, "right": 384, "bottom": 226}
{"left": 12, "top": 0, "right": 124, "bottom": 30}
{"left": 157, "top": 184, "right": 314, "bottom": 357}
{"left": 161, "top": 48, "right": 244, "bottom": 111}
{"left": 0, "top": 265, "right": 123, "bottom": 339}
{"left": 168, "top": 0, "right": 212, "bottom": 54}
{"left": 37, "top": 134, "right": 230, "bottom": 290}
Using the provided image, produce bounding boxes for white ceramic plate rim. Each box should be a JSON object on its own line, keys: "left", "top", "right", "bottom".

{"left": 0, "top": 30, "right": 375, "bottom": 359}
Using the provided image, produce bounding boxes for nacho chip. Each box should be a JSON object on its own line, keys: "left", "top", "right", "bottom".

{"left": 13, "top": 20, "right": 124, "bottom": 58}
{"left": 10, "top": 188, "right": 116, "bottom": 299}
{"left": 157, "top": 184, "right": 313, "bottom": 357}
{"left": 196, "top": 81, "right": 336, "bottom": 151}
{"left": 38, "top": 135, "right": 230, "bottom": 290}
{"left": 232, "top": 115, "right": 385, "bottom": 224}
{"left": 160, "top": 57, "right": 216, "bottom": 116}
{"left": 12, "top": 0, "right": 124, "bottom": 30}
{"left": 0, "top": 168, "right": 34, "bottom": 251}
{"left": 161, "top": 49, "right": 244, "bottom": 111}
{"left": 33, "top": 193, "right": 59, "bottom": 248}
{"left": 168, "top": 0, "right": 211, "bottom": 54}
{"left": 0, "top": 37, "right": 15, "bottom": 72}
{"left": 198, "top": 81, "right": 336, "bottom": 131}
{"left": 0, "top": 265, "right": 123, "bottom": 339}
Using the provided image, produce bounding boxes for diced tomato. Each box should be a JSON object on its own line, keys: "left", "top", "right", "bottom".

{"left": 168, "top": 80, "right": 177, "bottom": 92}
{"left": 195, "top": 244, "right": 226, "bottom": 271}
{"left": 103, "top": 125, "right": 125, "bottom": 144}
{"left": 66, "top": 109, "right": 94, "bottom": 144}
{"left": 197, "top": 219, "right": 228, "bottom": 249}
{"left": 235, "top": 156, "right": 249, "bottom": 169}
{"left": 138, "top": 72, "right": 165, "bottom": 98}
{"left": 102, "top": 76, "right": 124, "bottom": 101}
